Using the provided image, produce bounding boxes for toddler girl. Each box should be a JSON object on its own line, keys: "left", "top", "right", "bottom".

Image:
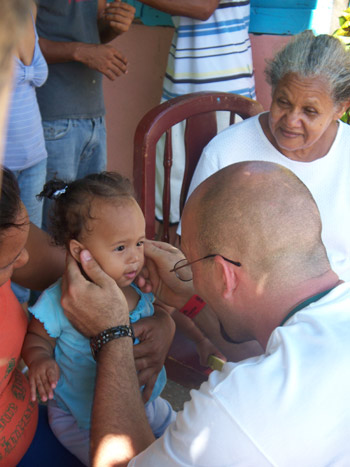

{"left": 22, "top": 172, "right": 175, "bottom": 466}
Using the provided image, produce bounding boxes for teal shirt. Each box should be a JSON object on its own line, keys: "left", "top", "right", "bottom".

{"left": 29, "top": 279, "right": 166, "bottom": 430}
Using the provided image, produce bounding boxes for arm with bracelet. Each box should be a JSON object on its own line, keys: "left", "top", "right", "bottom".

{"left": 90, "top": 324, "right": 135, "bottom": 360}
{"left": 62, "top": 251, "right": 155, "bottom": 465}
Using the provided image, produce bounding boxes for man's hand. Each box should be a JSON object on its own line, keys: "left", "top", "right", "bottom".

{"left": 133, "top": 305, "right": 175, "bottom": 402}
{"left": 61, "top": 250, "right": 129, "bottom": 337}
{"left": 74, "top": 43, "right": 128, "bottom": 80}
{"left": 135, "top": 240, "right": 195, "bottom": 309}
{"left": 102, "top": 1, "right": 135, "bottom": 35}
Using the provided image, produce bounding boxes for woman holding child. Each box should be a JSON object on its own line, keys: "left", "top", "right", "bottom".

{"left": 0, "top": 169, "right": 88, "bottom": 466}
{"left": 0, "top": 169, "right": 35, "bottom": 466}
{"left": 187, "top": 30, "right": 350, "bottom": 281}
{"left": 0, "top": 169, "right": 174, "bottom": 465}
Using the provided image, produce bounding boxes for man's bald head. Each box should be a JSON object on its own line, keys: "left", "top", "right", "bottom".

{"left": 182, "top": 161, "right": 330, "bottom": 286}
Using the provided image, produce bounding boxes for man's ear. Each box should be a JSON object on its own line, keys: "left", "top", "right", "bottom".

{"left": 214, "top": 255, "right": 238, "bottom": 299}
{"left": 69, "top": 239, "right": 85, "bottom": 263}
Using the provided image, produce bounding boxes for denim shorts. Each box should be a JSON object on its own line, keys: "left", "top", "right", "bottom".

{"left": 12, "top": 157, "right": 47, "bottom": 227}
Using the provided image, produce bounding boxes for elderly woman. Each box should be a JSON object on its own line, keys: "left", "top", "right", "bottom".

{"left": 186, "top": 30, "right": 350, "bottom": 281}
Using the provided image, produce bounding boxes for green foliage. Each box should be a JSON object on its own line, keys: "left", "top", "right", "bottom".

{"left": 333, "top": 8, "right": 350, "bottom": 124}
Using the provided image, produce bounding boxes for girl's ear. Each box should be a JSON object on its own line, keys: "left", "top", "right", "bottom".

{"left": 214, "top": 255, "right": 238, "bottom": 299}
{"left": 69, "top": 239, "right": 85, "bottom": 263}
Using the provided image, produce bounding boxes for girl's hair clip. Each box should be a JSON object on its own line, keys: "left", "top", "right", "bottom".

{"left": 52, "top": 186, "right": 68, "bottom": 199}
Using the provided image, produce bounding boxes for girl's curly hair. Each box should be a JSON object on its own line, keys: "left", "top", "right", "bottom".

{"left": 38, "top": 171, "right": 135, "bottom": 248}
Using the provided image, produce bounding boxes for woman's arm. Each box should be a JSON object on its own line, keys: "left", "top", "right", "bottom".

{"left": 12, "top": 222, "right": 65, "bottom": 291}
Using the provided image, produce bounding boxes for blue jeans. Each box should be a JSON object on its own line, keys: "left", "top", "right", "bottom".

{"left": 11, "top": 158, "right": 47, "bottom": 302}
{"left": 42, "top": 117, "right": 107, "bottom": 231}
{"left": 12, "top": 157, "right": 47, "bottom": 227}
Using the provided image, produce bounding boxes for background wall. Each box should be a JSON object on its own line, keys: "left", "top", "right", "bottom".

{"left": 104, "top": 27, "right": 288, "bottom": 179}
{"left": 104, "top": 24, "right": 173, "bottom": 178}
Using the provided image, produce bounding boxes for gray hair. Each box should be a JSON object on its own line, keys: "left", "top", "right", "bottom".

{"left": 265, "top": 30, "right": 350, "bottom": 105}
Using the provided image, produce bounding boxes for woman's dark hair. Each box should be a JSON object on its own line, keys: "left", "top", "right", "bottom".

{"left": 37, "top": 171, "right": 135, "bottom": 248}
{"left": 0, "top": 167, "right": 26, "bottom": 242}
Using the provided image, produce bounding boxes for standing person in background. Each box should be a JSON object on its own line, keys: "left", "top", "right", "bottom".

{"left": 4, "top": 1, "right": 47, "bottom": 230}
{"left": 137, "top": 0, "right": 256, "bottom": 233}
{"left": 0, "top": 0, "right": 64, "bottom": 303}
{"left": 0, "top": 1, "right": 29, "bottom": 170}
{"left": 36, "top": 0, "right": 135, "bottom": 231}
{"left": 4, "top": 1, "right": 48, "bottom": 304}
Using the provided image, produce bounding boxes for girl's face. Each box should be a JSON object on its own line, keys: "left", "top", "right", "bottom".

{"left": 0, "top": 204, "right": 29, "bottom": 287}
{"left": 74, "top": 198, "right": 146, "bottom": 288}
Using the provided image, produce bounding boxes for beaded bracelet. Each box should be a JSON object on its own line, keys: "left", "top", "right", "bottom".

{"left": 90, "top": 325, "right": 135, "bottom": 361}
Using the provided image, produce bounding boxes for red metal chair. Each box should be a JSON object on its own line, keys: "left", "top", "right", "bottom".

{"left": 133, "top": 91, "right": 264, "bottom": 242}
{"left": 133, "top": 91, "right": 264, "bottom": 388}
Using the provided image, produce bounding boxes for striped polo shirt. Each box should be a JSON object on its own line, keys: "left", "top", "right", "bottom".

{"left": 162, "top": 0, "right": 255, "bottom": 101}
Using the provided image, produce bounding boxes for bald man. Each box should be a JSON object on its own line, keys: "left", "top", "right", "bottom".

{"left": 62, "top": 161, "right": 350, "bottom": 466}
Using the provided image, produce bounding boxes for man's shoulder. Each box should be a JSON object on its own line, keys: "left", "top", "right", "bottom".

{"left": 130, "top": 359, "right": 272, "bottom": 466}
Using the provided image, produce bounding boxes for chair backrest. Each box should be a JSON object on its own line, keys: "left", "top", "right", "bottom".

{"left": 133, "top": 91, "right": 264, "bottom": 241}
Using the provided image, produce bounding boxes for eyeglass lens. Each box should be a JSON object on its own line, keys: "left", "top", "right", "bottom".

{"left": 174, "top": 259, "right": 193, "bottom": 282}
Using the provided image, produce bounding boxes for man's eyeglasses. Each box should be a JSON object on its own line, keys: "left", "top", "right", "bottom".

{"left": 170, "top": 254, "right": 241, "bottom": 282}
